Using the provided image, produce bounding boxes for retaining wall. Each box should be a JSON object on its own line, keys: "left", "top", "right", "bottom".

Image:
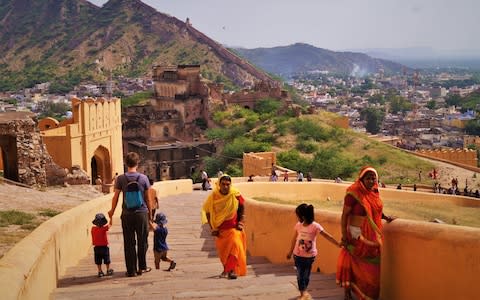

{"left": 238, "top": 182, "right": 480, "bottom": 300}
{"left": 0, "top": 179, "right": 192, "bottom": 300}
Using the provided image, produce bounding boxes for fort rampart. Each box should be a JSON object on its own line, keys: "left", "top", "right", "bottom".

{"left": 0, "top": 179, "right": 192, "bottom": 300}
{"left": 0, "top": 180, "right": 478, "bottom": 299}
{"left": 237, "top": 181, "right": 480, "bottom": 300}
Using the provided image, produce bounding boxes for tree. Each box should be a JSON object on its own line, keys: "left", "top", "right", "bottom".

{"left": 445, "top": 94, "right": 462, "bottom": 108}
{"left": 426, "top": 100, "right": 436, "bottom": 110}
{"left": 465, "top": 119, "right": 480, "bottom": 136}
{"left": 367, "top": 94, "right": 385, "bottom": 105}
{"left": 361, "top": 107, "right": 385, "bottom": 134}
{"left": 388, "top": 95, "right": 412, "bottom": 114}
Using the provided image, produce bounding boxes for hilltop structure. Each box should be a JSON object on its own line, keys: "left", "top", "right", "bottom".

{"left": 122, "top": 64, "right": 290, "bottom": 181}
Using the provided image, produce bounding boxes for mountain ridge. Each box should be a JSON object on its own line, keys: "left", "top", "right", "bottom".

{"left": 0, "top": 0, "right": 274, "bottom": 91}
{"left": 1, "top": 0, "right": 407, "bottom": 91}
{"left": 234, "top": 43, "right": 407, "bottom": 79}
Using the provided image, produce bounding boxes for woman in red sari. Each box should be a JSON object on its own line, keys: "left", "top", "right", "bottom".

{"left": 336, "top": 166, "right": 395, "bottom": 300}
{"left": 201, "top": 174, "right": 247, "bottom": 279}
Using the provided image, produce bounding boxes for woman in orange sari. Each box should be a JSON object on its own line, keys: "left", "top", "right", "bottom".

{"left": 201, "top": 174, "right": 247, "bottom": 279}
{"left": 336, "top": 166, "right": 395, "bottom": 300}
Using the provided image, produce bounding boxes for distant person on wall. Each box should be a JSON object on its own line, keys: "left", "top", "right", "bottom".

{"left": 270, "top": 172, "right": 278, "bottom": 182}
{"left": 108, "top": 152, "right": 152, "bottom": 277}
{"left": 297, "top": 171, "right": 304, "bottom": 182}
{"left": 306, "top": 172, "right": 312, "bottom": 182}
{"left": 201, "top": 169, "right": 209, "bottom": 191}
{"left": 287, "top": 204, "right": 340, "bottom": 300}
{"left": 283, "top": 170, "right": 289, "bottom": 182}
{"left": 201, "top": 174, "right": 246, "bottom": 280}
{"left": 336, "top": 166, "right": 396, "bottom": 300}
{"left": 91, "top": 213, "right": 114, "bottom": 278}
{"left": 148, "top": 177, "right": 159, "bottom": 219}
{"left": 95, "top": 175, "right": 103, "bottom": 192}
{"left": 150, "top": 212, "right": 176, "bottom": 271}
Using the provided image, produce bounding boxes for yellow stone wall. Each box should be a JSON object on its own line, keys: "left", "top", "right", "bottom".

{"left": 414, "top": 148, "right": 478, "bottom": 168}
{"left": 0, "top": 179, "right": 193, "bottom": 300}
{"left": 236, "top": 181, "right": 480, "bottom": 300}
{"left": 243, "top": 152, "right": 277, "bottom": 176}
{"left": 40, "top": 97, "right": 124, "bottom": 183}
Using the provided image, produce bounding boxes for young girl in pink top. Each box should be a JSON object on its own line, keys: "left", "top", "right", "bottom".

{"left": 287, "top": 204, "right": 340, "bottom": 300}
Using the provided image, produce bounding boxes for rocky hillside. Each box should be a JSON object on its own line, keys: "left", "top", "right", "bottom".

{"left": 0, "top": 0, "right": 273, "bottom": 91}
{"left": 234, "top": 43, "right": 407, "bottom": 79}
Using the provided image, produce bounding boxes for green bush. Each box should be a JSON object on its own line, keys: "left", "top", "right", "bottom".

{"left": 0, "top": 210, "right": 35, "bottom": 227}
{"left": 223, "top": 137, "right": 271, "bottom": 159}
{"left": 121, "top": 91, "right": 154, "bottom": 107}
{"left": 296, "top": 139, "right": 318, "bottom": 154}
{"left": 38, "top": 209, "right": 60, "bottom": 217}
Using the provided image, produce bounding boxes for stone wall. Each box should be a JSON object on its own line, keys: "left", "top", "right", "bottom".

{"left": 0, "top": 112, "right": 66, "bottom": 186}
{"left": 414, "top": 148, "right": 478, "bottom": 168}
{"left": 243, "top": 151, "right": 276, "bottom": 176}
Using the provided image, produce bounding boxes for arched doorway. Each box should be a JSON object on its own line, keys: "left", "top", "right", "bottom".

{"left": 0, "top": 135, "right": 18, "bottom": 182}
{"left": 90, "top": 146, "right": 112, "bottom": 185}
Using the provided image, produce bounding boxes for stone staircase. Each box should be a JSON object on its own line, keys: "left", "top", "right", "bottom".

{"left": 53, "top": 191, "right": 343, "bottom": 299}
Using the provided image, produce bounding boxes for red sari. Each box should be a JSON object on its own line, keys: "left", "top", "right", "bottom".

{"left": 336, "top": 168, "right": 384, "bottom": 300}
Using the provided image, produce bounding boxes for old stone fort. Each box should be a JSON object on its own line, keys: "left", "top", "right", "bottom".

{"left": 0, "top": 65, "right": 293, "bottom": 186}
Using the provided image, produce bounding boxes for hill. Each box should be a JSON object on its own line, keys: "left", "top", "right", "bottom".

{"left": 206, "top": 101, "right": 479, "bottom": 189}
{"left": 233, "top": 43, "right": 407, "bottom": 79}
{"left": 0, "top": 0, "right": 273, "bottom": 91}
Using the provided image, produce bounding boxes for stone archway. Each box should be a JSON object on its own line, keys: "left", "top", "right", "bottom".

{"left": 90, "top": 146, "right": 112, "bottom": 185}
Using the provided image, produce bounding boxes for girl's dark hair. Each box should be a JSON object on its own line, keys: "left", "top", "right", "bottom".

{"left": 295, "top": 203, "right": 315, "bottom": 224}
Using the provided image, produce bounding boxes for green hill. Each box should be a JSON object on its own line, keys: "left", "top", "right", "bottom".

{"left": 205, "top": 99, "right": 434, "bottom": 184}
{"left": 0, "top": 0, "right": 273, "bottom": 92}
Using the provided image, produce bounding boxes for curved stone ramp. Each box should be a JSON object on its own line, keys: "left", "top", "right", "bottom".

{"left": 53, "top": 191, "right": 343, "bottom": 299}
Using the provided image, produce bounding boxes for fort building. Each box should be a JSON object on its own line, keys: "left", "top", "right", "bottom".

{"left": 39, "top": 97, "right": 123, "bottom": 186}
{"left": 122, "top": 64, "right": 289, "bottom": 181}
{"left": 122, "top": 65, "right": 215, "bottom": 181}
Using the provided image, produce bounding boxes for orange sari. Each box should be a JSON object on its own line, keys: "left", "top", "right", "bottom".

{"left": 215, "top": 228, "right": 247, "bottom": 276}
{"left": 336, "top": 168, "right": 384, "bottom": 300}
{"left": 202, "top": 179, "right": 247, "bottom": 276}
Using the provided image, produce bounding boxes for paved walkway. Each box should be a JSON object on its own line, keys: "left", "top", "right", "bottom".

{"left": 53, "top": 191, "right": 343, "bottom": 300}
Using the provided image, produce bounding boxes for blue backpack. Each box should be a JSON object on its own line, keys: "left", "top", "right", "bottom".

{"left": 124, "top": 174, "right": 143, "bottom": 209}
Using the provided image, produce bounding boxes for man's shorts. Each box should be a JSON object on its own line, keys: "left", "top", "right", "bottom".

{"left": 94, "top": 246, "right": 111, "bottom": 265}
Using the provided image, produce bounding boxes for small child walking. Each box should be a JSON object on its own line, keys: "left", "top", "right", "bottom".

{"left": 91, "top": 213, "right": 114, "bottom": 277}
{"left": 150, "top": 212, "right": 176, "bottom": 271}
{"left": 286, "top": 204, "right": 341, "bottom": 300}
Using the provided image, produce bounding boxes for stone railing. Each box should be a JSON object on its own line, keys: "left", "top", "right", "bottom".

{"left": 238, "top": 181, "right": 480, "bottom": 300}
{"left": 0, "top": 179, "right": 192, "bottom": 300}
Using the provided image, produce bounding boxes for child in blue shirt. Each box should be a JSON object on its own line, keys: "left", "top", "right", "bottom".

{"left": 150, "top": 213, "right": 176, "bottom": 271}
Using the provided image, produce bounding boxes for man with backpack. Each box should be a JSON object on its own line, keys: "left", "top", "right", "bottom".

{"left": 108, "top": 152, "right": 153, "bottom": 277}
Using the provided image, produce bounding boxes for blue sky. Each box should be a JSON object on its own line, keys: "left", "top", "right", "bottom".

{"left": 88, "top": 0, "right": 479, "bottom": 53}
